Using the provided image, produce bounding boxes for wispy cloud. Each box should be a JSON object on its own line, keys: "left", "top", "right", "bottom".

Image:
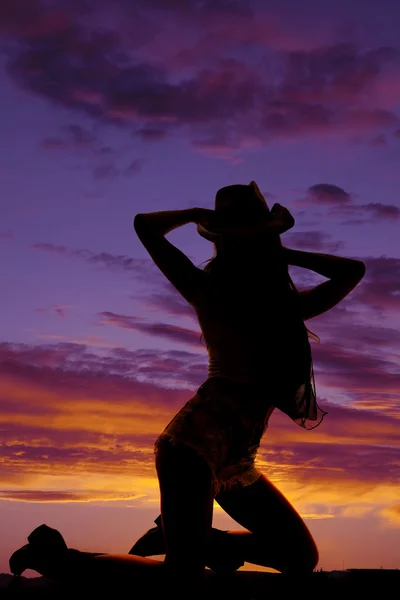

{"left": 133, "top": 286, "right": 198, "bottom": 320}
{"left": 284, "top": 230, "right": 345, "bottom": 253}
{"left": 40, "top": 123, "right": 97, "bottom": 152}
{"left": 0, "top": 490, "right": 144, "bottom": 503}
{"left": 99, "top": 311, "right": 203, "bottom": 348}
{"left": 353, "top": 255, "right": 400, "bottom": 313}
{"left": 36, "top": 305, "right": 71, "bottom": 318}
{"left": 123, "top": 159, "right": 142, "bottom": 176}
{"left": 92, "top": 163, "right": 120, "bottom": 180}
{"left": 32, "top": 242, "right": 150, "bottom": 275}
{"left": 296, "top": 183, "right": 399, "bottom": 225}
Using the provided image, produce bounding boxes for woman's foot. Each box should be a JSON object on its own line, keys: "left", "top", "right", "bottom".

{"left": 9, "top": 524, "right": 68, "bottom": 579}
{"left": 27, "top": 524, "right": 68, "bottom": 550}
{"left": 129, "top": 525, "right": 164, "bottom": 556}
{"left": 129, "top": 515, "right": 245, "bottom": 574}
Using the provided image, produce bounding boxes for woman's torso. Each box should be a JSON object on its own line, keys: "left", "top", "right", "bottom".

{"left": 192, "top": 269, "right": 310, "bottom": 389}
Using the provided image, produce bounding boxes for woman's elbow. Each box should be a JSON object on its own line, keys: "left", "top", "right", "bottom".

{"left": 133, "top": 213, "right": 146, "bottom": 231}
{"left": 354, "top": 260, "right": 366, "bottom": 278}
{"left": 348, "top": 260, "right": 366, "bottom": 283}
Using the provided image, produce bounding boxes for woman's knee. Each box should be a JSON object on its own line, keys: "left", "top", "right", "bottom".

{"left": 280, "top": 534, "right": 319, "bottom": 574}
{"left": 251, "top": 527, "right": 319, "bottom": 574}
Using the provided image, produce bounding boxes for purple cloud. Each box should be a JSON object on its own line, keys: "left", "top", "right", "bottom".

{"left": 371, "top": 133, "right": 387, "bottom": 146}
{"left": 99, "top": 311, "right": 203, "bottom": 348}
{"left": 284, "top": 230, "right": 345, "bottom": 253}
{"left": 0, "top": 341, "right": 206, "bottom": 398}
{"left": 136, "top": 128, "right": 168, "bottom": 142}
{"left": 333, "top": 202, "right": 400, "bottom": 224}
{"left": 2, "top": 2, "right": 399, "bottom": 155}
{"left": 352, "top": 256, "right": 400, "bottom": 312}
{"left": 134, "top": 287, "right": 198, "bottom": 319}
{"left": 40, "top": 123, "right": 97, "bottom": 152}
{"left": 32, "top": 242, "right": 150, "bottom": 274}
{"left": 35, "top": 305, "right": 69, "bottom": 318}
{"left": 307, "top": 184, "right": 353, "bottom": 205}
{"left": 302, "top": 184, "right": 399, "bottom": 224}
{"left": 92, "top": 163, "right": 119, "bottom": 180}
{"left": 362, "top": 203, "right": 400, "bottom": 219}
{"left": 123, "top": 159, "right": 142, "bottom": 176}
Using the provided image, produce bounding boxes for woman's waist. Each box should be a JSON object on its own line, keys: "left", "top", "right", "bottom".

{"left": 207, "top": 354, "right": 294, "bottom": 383}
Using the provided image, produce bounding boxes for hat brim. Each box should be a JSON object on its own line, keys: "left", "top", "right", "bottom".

{"left": 197, "top": 181, "right": 274, "bottom": 241}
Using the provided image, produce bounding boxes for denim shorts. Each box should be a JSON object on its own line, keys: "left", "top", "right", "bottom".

{"left": 154, "top": 377, "right": 274, "bottom": 495}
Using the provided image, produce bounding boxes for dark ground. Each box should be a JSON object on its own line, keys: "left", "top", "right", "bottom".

{"left": 1, "top": 569, "right": 399, "bottom": 599}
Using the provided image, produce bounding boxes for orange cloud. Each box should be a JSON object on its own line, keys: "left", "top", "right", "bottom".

{"left": 0, "top": 339, "right": 399, "bottom": 528}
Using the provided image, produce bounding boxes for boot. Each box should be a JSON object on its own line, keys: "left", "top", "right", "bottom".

{"left": 9, "top": 524, "right": 68, "bottom": 579}
{"left": 129, "top": 515, "right": 245, "bottom": 574}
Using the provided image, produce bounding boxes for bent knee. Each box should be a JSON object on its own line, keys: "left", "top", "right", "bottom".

{"left": 283, "top": 538, "right": 319, "bottom": 575}
{"left": 254, "top": 529, "right": 319, "bottom": 575}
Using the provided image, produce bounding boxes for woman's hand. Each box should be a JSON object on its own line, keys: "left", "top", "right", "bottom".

{"left": 193, "top": 208, "right": 217, "bottom": 229}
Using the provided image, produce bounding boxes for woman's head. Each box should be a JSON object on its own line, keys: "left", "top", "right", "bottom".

{"left": 212, "top": 184, "right": 271, "bottom": 230}
{"left": 202, "top": 236, "right": 289, "bottom": 295}
{"left": 200, "top": 181, "right": 292, "bottom": 294}
{"left": 214, "top": 229, "right": 282, "bottom": 259}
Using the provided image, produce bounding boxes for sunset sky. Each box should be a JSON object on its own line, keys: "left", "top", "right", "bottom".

{"left": 1, "top": 0, "right": 400, "bottom": 576}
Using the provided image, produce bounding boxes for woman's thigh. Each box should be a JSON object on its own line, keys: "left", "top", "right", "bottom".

{"left": 215, "top": 473, "right": 318, "bottom": 570}
{"left": 216, "top": 474, "right": 306, "bottom": 533}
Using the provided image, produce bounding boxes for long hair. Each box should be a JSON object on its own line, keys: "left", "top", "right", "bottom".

{"left": 198, "top": 244, "right": 320, "bottom": 346}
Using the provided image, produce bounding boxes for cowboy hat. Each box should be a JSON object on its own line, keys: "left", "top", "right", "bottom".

{"left": 197, "top": 181, "right": 275, "bottom": 242}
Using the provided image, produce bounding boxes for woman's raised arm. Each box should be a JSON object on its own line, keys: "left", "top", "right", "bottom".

{"left": 134, "top": 208, "right": 208, "bottom": 237}
{"left": 283, "top": 247, "right": 366, "bottom": 280}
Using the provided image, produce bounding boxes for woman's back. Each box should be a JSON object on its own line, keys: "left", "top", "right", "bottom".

{"left": 193, "top": 267, "right": 309, "bottom": 388}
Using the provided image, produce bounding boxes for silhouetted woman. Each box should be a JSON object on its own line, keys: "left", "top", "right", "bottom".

{"left": 9, "top": 182, "right": 365, "bottom": 599}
